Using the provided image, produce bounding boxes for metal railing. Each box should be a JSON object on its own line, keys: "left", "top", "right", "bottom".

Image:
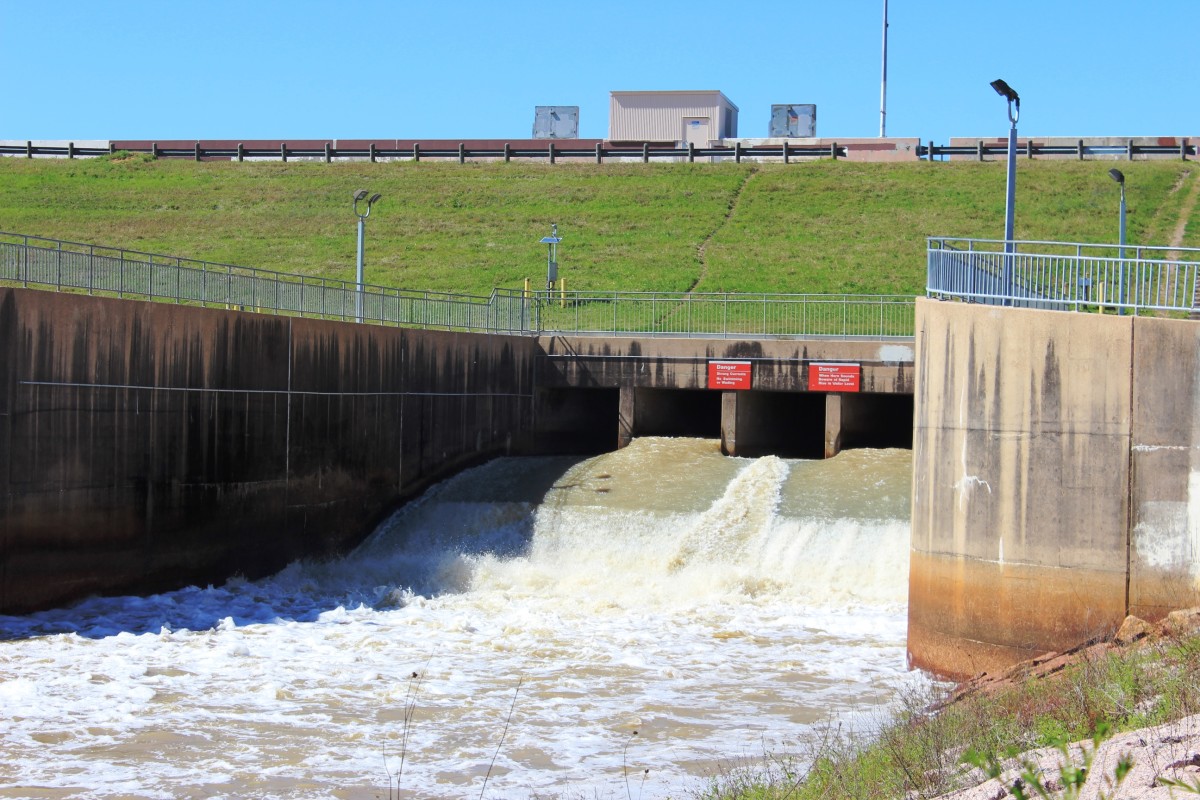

{"left": 0, "top": 232, "right": 531, "bottom": 334}
{"left": 927, "top": 237, "right": 1200, "bottom": 314}
{"left": 532, "top": 290, "right": 914, "bottom": 338}
{"left": 928, "top": 139, "right": 1195, "bottom": 161}
{"left": 1, "top": 232, "right": 917, "bottom": 340}
{"left": 0, "top": 141, "right": 847, "bottom": 163}
{"left": 2, "top": 139, "right": 1191, "bottom": 163}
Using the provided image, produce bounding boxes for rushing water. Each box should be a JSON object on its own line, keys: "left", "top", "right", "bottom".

{"left": 0, "top": 438, "right": 920, "bottom": 799}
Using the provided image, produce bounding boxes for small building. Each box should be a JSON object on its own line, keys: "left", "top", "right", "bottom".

{"left": 608, "top": 91, "right": 738, "bottom": 146}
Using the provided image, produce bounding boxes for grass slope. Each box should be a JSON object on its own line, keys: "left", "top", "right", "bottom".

{"left": 0, "top": 156, "right": 1196, "bottom": 297}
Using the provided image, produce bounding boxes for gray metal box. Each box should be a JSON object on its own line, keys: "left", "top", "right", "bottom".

{"left": 769, "top": 104, "right": 816, "bottom": 138}
{"left": 533, "top": 106, "right": 579, "bottom": 139}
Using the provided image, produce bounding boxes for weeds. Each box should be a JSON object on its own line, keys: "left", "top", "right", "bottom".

{"left": 963, "top": 723, "right": 1133, "bottom": 800}
{"left": 384, "top": 667, "right": 427, "bottom": 800}
{"left": 696, "top": 625, "right": 1200, "bottom": 799}
{"left": 479, "top": 677, "right": 522, "bottom": 800}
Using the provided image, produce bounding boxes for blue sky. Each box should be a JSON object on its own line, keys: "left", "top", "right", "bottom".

{"left": 3, "top": 0, "right": 1195, "bottom": 143}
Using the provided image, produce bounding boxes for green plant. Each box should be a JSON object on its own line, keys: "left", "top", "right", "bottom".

{"left": 96, "top": 149, "right": 156, "bottom": 163}
{"left": 1159, "top": 776, "right": 1200, "bottom": 795}
{"left": 963, "top": 723, "right": 1133, "bottom": 800}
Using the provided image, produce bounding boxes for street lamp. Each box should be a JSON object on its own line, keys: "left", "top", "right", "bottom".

{"left": 353, "top": 189, "right": 382, "bottom": 323}
{"left": 991, "top": 79, "right": 1020, "bottom": 303}
{"left": 1109, "top": 168, "right": 1127, "bottom": 314}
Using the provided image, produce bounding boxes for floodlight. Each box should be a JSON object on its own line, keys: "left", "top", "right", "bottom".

{"left": 990, "top": 79, "right": 1019, "bottom": 106}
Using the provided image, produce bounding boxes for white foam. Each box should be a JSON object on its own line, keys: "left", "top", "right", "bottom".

{"left": 0, "top": 441, "right": 921, "bottom": 799}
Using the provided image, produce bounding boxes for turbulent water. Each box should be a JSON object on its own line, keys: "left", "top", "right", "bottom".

{"left": 0, "top": 438, "right": 920, "bottom": 799}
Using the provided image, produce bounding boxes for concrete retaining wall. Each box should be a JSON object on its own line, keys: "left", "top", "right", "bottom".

{"left": 0, "top": 288, "right": 534, "bottom": 613}
{"left": 909, "top": 298, "right": 1200, "bottom": 678}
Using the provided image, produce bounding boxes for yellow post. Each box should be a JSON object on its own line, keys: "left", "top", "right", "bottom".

{"left": 560, "top": 277, "right": 566, "bottom": 308}
{"left": 524, "top": 277, "right": 530, "bottom": 299}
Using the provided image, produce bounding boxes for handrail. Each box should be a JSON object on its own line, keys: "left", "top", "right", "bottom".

{"left": 926, "top": 237, "right": 1200, "bottom": 314}
{"left": 1, "top": 231, "right": 917, "bottom": 339}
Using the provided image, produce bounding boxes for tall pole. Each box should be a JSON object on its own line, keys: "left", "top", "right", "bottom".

{"left": 991, "top": 79, "right": 1020, "bottom": 304}
{"left": 1004, "top": 115, "right": 1017, "bottom": 247}
{"left": 879, "top": 0, "right": 888, "bottom": 137}
{"left": 356, "top": 214, "right": 366, "bottom": 323}
{"left": 352, "top": 189, "right": 382, "bottom": 324}
{"left": 1119, "top": 184, "right": 1127, "bottom": 308}
{"left": 1110, "top": 169, "right": 1127, "bottom": 313}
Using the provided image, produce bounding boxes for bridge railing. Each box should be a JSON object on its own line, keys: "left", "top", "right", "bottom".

{"left": 1, "top": 231, "right": 916, "bottom": 339}
{"left": 927, "top": 237, "right": 1200, "bottom": 314}
{"left": 528, "top": 290, "right": 914, "bottom": 338}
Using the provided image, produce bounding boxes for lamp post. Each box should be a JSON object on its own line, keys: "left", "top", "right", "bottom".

{"left": 353, "top": 189, "right": 382, "bottom": 323}
{"left": 1109, "top": 168, "right": 1127, "bottom": 314}
{"left": 990, "top": 79, "right": 1020, "bottom": 303}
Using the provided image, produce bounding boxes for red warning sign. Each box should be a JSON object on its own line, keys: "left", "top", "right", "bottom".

{"left": 809, "top": 362, "right": 861, "bottom": 392}
{"left": 707, "top": 360, "right": 752, "bottom": 390}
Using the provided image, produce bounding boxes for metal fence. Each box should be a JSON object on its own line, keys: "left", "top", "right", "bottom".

{"left": 0, "top": 232, "right": 531, "bottom": 334}
{"left": 533, "top": 290, "right": 914, "bottom": 338}
{"left": 927, "top": 237, "right": 1200, "bottom": 314}
{"left": 0, "top": 232, "right": 917, "bottom": 340}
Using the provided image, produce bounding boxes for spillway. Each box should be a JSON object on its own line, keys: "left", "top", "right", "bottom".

{"left": 0, "top": 438, "right": 921, "bottom": 799}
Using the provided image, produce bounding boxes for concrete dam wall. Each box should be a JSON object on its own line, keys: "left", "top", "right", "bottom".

{"left": 0, "top": 287, "right": 916, "bottom": 614}
{"left": 0, "top": 288, "right": 535, "bottom": 613}
{"left": 909, "top": 298, "right": 1200, "bottom": 679}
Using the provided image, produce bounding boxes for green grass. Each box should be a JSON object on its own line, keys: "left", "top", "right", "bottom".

{"left": 1, "top": 157, "right": 1196, "bottom": 297}
{"left": 695, "top": 628, "right": 1200, "bottom": 800}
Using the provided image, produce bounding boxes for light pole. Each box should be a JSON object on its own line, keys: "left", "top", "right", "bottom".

{"left": 353, "top": 189, "right": 382, "bottom": 323}
{"left": 991, "top": 79, "right": 1019, "bottom": 303}
{"left": 1109, "top": 168, "right": 1127, "bottom": 314}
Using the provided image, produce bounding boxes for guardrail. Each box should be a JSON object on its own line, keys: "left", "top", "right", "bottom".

{"left": 933, "top": 140, "right": 1195, "bottom": 161}
{"left": 0, "top": 141, "right": 847, "bottom": 163}
{"left": 2, "top": 139, "right": 1191, "bottom": 162}
{"left": 927, "top": 237, "right": 1200, "bottom": 314}
{"left": 0, "top": 232, "right": 916, "bottom": 339}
